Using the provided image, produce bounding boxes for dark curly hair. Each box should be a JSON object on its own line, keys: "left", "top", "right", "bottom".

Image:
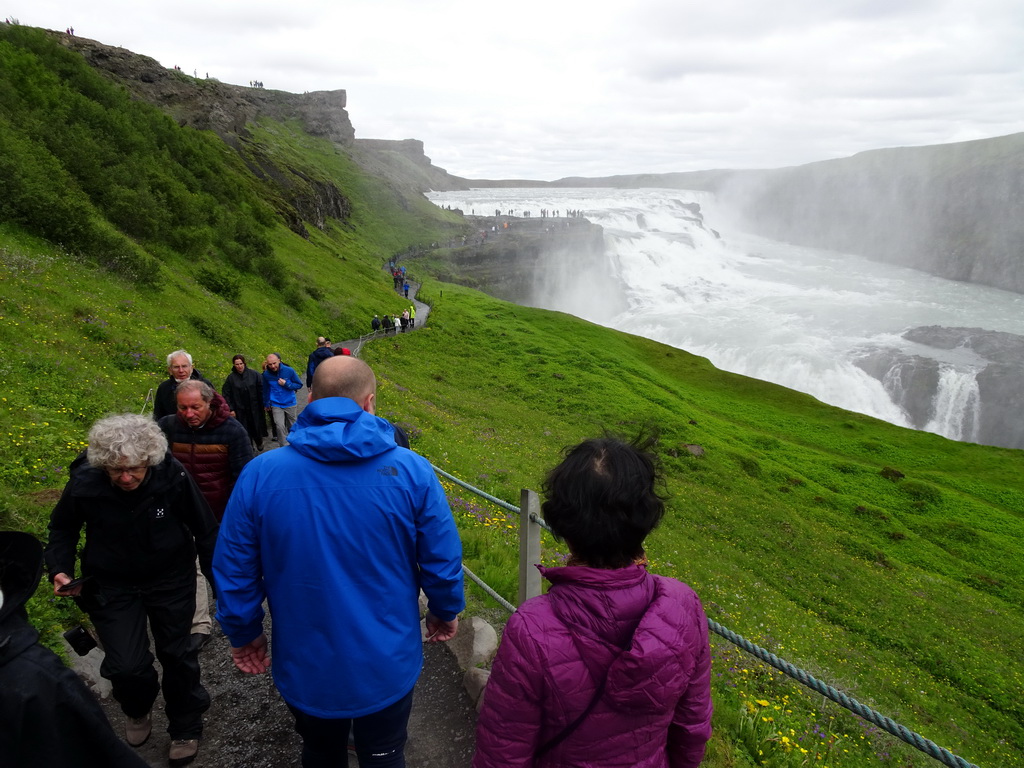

{"left": 541, "top": 430, "right": 666, "bottom": 569}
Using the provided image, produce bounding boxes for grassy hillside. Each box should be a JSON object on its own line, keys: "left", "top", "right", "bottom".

{"left": 2, "top": 23, "right": 1022, "bottom": 768}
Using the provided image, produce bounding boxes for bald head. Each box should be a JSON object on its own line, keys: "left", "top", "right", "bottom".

{"left": 311, "top": 356, "right": 377, "bottom": 412}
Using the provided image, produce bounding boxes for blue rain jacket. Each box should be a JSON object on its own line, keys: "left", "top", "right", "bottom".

{"left": 214, "top": 396, "right": 464, "bottom": 717}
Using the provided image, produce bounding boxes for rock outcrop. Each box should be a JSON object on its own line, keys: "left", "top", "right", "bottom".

{"left": 422, "top": 216, "right": 614, "bottom": 309}
{"left": 49, "top": 31, "right": 362, "bottom": 238}
{"left": 855, "top": 326, "right": 1024, "bottom": 449}
{"left": 56, "top": 33, "right": 355, "bottom": 146}
{"left": 711, "top": 134, "right": 1024, "bottom": 295}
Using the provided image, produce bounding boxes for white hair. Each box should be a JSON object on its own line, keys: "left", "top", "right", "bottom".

{"left": 86, "top": 414, "right": 167, "bottom": 469}
{"left": 166, "top": 349, "right": 193, "bottom": 366}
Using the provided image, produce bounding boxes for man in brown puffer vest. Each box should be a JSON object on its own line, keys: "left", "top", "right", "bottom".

{"left": 159, "top": 380, "right": 252, "bottom": 651}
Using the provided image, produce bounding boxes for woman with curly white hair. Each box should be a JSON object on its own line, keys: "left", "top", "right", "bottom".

{"left": 45, "top": 413, "right": 219, "bottom": 766}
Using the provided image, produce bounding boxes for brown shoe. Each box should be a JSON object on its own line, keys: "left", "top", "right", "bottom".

{"left": 125, "top": 711, "right": 152, "bottom": 746}
{"left": 169, "top": 738, "right": 200, "bottom": 765}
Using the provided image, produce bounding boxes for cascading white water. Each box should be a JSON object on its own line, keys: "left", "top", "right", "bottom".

{"left": 426, "top": 188, "right": 1024, "bottom": 443}
{"left": 924, "top": 367, "right": 981, "bottom": 442}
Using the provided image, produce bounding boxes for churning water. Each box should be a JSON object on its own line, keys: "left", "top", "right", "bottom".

{"left": 426, "top": 188, "right": 1024, "bottom": 442}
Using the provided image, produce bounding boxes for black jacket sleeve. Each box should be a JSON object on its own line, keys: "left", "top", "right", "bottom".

{"left": 227, "top": 421, "right": 254, "bottom": 480}
{"left": 44, "top": 476, "right": 85, "bottom": 581}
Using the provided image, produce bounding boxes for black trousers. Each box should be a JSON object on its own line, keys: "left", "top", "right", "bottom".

{"left": 287, "top": 688, "right": 414, "bottom": 768}
{"left": 80, "top": 571, "right": 210, "bottom": 739}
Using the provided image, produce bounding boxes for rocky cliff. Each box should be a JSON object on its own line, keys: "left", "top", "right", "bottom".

{"left": 49, "top": 31, "right": 464, "bottom": 240}
{"left": 710, "top": 135, "right": 1024, "bottom": 295}
{"left": 856, "top": 326, "right": 1024, "bottom": 449}
{"left": 351, "top": 138, "right": 468, "bottom": 193}
{"left": 56, "top": 33, "right": 355, "bottom": 146}
{"left": 411, "top": 215, "right": 610, "bottom": 307}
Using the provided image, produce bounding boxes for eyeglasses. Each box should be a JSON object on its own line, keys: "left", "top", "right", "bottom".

{"left": 105, "top": 465, "right": 149, "bottom": 477}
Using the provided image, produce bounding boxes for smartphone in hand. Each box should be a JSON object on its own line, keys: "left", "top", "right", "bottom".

{"left": 58, "top": 575, "right": 93, "bottom": 592}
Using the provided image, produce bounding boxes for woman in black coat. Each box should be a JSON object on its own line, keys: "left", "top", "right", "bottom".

{"left": 221, "top": 354, "right": 268, "bottom": 451}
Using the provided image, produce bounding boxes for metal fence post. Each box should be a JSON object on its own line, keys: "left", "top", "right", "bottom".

{"left": 519, "top": 488, "right": 542, "bottom": 604}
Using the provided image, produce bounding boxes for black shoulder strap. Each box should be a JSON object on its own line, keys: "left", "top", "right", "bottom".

{"left": 535, "top": 669, "right": 612, "bottom": 758}
{"left": 535, "top": 581, "right": 656, "bottom": 758}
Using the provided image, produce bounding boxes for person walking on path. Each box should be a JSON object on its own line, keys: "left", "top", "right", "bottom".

{"left": 159, "top": 382, "right": 252, "bottom": 521}
{"left": 371, "top": 315, "right": 381, "bottom": 332}
{"left": 305, "top": 337, "right": 334, "bottom": 390}
{"left": 214, "top": 356, "right": 464, "bottom": 767}
{"left": 408, "top": 306, "right": 416, "bottom": 328}
{"left": 403, "top": 281, "right": 410, "bottom": 299}
{"left": 159, "top": 380, "right": 254, "bottom": 651}
{"left": 473, "top": 433, "right": 713, "bottom": 768}
{"left": 221, "top": 355, "right": 267, "bottom": 452}
{"left": 154, "top": 350, "right": 214, "bottom": 421}
{"left": 45, "top": 415, "right": 218, "bottom": 766}
{"left": 262, "top": 354, "right": 303, "bottom": 446}
{"left": 399, "top": 310, "right": 409, "bottom": 333}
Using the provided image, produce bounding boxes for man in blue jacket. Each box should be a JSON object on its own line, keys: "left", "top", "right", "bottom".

{"left": 262, "top": 353, "right": 303, "bottom": 446}
{"left": 214, "top": 356, "right": 463, "bottom": 767}
{"left": 305, "top": 336, "right": 334, "bottom": 389}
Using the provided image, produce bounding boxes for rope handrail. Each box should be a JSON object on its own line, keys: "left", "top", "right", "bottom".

{"left": 462, "top": 564, "right": 517, "bottom": 614}
{"left": 432, "top": 465, "right": 553, "bottom": 532}
{"left": 436, "top": 466, "right": 981, "bottom": 768}
{"left": 708, "top": 620, "right": 979, "bottom": 768}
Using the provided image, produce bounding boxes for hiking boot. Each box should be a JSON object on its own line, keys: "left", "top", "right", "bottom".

{"left": 125, "top": 711, "right": 152, "bottom": 746}
{"left": 169, "top": 738, "right": 200, "bottom": 765}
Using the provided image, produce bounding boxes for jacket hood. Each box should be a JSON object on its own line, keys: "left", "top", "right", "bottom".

{"left": 542, "top": 564, "right": 701, "bottom": 715}
{"left": 288, "top": 397, "right": 398, "bottom": 463}
{"left": 0, "top": 532, "right": 43, "bottom": 625}
{"left": 175, "top": 392, "right": 231, "bottom": 431}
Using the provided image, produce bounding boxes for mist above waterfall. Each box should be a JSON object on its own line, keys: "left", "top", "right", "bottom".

{"left": 427, "top": 188, "right": 1024, "bottom": 447}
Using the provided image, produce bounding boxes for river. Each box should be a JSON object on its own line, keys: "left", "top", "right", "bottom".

{"left": 426, "top": 188, "right": 1024, "bottom": 445}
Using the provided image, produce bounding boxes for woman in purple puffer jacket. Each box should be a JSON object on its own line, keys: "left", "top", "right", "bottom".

{"left": 473, "top": 434, "right": 713, "bottom": 768}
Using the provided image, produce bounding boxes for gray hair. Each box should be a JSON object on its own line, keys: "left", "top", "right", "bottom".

{"left": 176, "top": 379, "right": 214, "bottom": 402}
{"left": 166, "top": 349, "right": 193, "bottom": 366}
{"left": 86, "top": 414, "right": 167, "bottom": 470}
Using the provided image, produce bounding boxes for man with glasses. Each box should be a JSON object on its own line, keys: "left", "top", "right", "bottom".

{"left": 153, "top": 349, "right": 214, "bottom": 421}
{"left": 45, "top": 414, "right": 219, "bottom": 766}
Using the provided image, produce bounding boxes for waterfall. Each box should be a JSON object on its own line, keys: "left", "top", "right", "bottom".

{"left": 426, "top": 188, "right": 1024, "bottom": 447}
{"left": 924, "top": 367, "right": 981, "bottom": 442}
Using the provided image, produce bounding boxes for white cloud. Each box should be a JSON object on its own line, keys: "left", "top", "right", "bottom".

{"left": 18, "top": 0, "right": 1024, "bottom": 179}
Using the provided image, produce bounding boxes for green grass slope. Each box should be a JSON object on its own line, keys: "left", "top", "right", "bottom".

{"left": 1, "top": 23, "right": 1022, "bottom": 768}
{"left": 361, "top": 285, "right": 1023, "bottom": 767}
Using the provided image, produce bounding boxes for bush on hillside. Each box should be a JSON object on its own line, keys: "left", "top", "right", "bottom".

{"left": 0, "top": 25, "right": 276, "bottom": 284}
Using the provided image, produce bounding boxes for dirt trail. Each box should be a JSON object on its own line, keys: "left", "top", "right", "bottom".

{"left": 76, "top": 619, "right": 477, "bottom": 767}
{"left": 76, "top": 274, "right": 476, "bottom": 766}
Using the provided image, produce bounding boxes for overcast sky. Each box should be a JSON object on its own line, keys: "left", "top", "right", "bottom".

{"left": 20, "top": 0, "right": 1024, "bottom": 180}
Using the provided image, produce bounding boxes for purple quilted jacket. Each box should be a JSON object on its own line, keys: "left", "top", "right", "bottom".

{"left": 473, "top": 564, "right": 712, "bottom": 768}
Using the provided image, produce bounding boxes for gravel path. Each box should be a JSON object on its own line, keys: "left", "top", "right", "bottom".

{"left": 75, "top": 616, "right": 477, "bottom": 767}
{"left": 76, "top": 276, "right": 476, "bottom": 766}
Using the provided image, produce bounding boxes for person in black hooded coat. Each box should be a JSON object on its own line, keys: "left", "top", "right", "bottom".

{"left": 221, "top": 354, "right": 267, "bottom": 451}
{"left": 0, "top": 531, "right": 150, "bottom": 768}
